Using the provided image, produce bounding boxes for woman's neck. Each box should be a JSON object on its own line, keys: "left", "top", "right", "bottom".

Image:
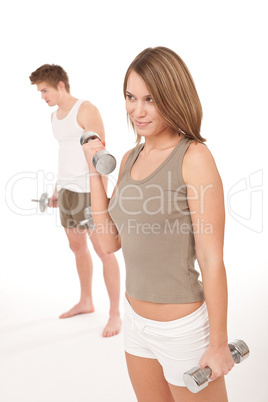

{"left": 142, "top": 133, "right": 183, "bottom": 154}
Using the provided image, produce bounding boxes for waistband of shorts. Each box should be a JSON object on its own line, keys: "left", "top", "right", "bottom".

{"left": 124, "top": 295, "right": 208, "bottom": 330}
{"left": 58, "top": 188, "right": 91, "bottom": 195}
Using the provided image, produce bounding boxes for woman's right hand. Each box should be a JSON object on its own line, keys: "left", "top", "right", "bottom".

{"left": 82, "top": 138, "right": 106, "bottom": 174}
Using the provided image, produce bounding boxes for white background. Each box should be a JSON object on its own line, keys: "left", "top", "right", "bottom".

{"left": 1, "top": 1, "right": 267, "bottom": 401}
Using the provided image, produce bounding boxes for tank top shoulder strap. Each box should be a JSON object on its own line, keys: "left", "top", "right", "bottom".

{"left": 52, "top": 99, "right": 85, "bottom": 123}
{"left": 160, "top": 136, "right": 194, "bottom": 185}
{"left": 71, "top": 99, "right": 85, "bottom": 118}
{"left": 168, "top": 136, "right": 193, "bottom": 166}
{"left": 122, "top": 143, "right": 144, "bottom": 175}
{"left": 52, "top": 109, "right": 57, "bottom": 122}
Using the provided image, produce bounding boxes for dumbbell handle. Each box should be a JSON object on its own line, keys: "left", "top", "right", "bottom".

{"left": 31, "top": 198, "right": 50, "bottom": 203}
{"left": 80, "top": 131, "right": 102, "bottom": 144}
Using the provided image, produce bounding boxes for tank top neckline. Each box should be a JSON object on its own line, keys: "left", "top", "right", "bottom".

{"left": 128, "top": 136, "right": 188, "bottom": 184}
{"left": 55, "top": 99, "right": 81, "bottom": 121}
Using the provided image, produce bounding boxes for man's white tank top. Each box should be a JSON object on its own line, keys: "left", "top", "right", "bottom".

{"left": 52, "top": 99, "right": 90, "bottom": 193}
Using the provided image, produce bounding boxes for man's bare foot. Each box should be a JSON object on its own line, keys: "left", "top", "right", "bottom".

{"left": 59, "top": 301, "right": 95, "bottom": 319}
{"left": 102, "top": 314, "right": 122, "bottom": 337}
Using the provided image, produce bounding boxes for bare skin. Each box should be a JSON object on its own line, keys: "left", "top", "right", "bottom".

{"left": 36, "top": 80, "right": 121, "bottom": 337}
{"left": 59, "top": 228, "right": 95, "bottom": 319}
{"left": 59, "top": 228, "right": 121, "bottom": 337}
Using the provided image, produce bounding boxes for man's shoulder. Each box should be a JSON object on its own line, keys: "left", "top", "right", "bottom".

{"left": 79, "top": 100, "right": 95, "bottom": 109}
{"left": 77, "top": 99, "right": 103, "bottom": 129}
{"left": 78, "top": 100, "right": 99, "bottom": 116}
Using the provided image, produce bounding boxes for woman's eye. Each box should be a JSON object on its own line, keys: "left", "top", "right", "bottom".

{"left": 146, "top": 97, "right": 153, "bottom": 103}
{"left": 127, "top": 94, "right": 135, "bottom": 101}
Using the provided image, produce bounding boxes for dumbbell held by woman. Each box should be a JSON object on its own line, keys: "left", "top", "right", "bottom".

{"left": 80, "top": 131, "right": 116, "bottom": 175}
{"left": 183, "top": 339, "right": 250, "bottom": 393}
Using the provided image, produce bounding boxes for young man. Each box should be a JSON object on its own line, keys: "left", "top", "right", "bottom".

{"left": 29, "top": 64, "right": 121, "bottom": 337}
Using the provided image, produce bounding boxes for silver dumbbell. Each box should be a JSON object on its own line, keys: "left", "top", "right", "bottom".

{"left": 80, "top": 131, "right": 116, "bottom": 175}
{"left": 31, "top": 192, "right": 50, "bottom": 212}
{"left": 183, "top": 339, "right": 250, "bottom": 393}
{"left": 79, "top": 206, "right": 95, "bottom": 229}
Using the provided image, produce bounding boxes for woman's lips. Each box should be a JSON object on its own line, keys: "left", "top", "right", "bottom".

{"left": 135, "top": 120, "right": 151, "bottom": 127}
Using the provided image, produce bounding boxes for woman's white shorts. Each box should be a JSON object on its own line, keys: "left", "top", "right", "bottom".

{"left": 124, "top": 296, "right": 210, "bottom": 387}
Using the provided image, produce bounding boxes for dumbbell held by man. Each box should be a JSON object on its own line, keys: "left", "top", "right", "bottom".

{"left": 32, "top": 192, "right": 94, "bottom": 229}
{"left": 31, "top": 192, "right": 50, "bottom": 212}
{"left": 31, "top": 191, "right": 58, "bottom": 212}
{"left": 183, "top": 339, "right": 250, "bottom": 393}
{"left": 80, "top": 131, "right": 116, "bottom": 175}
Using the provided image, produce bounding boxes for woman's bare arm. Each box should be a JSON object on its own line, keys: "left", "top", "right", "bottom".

{"left": 183, "top": 142, "right": 234, "bottom": 380}
{"left": 83, "top": 140, "right": 132, "bottom": 254}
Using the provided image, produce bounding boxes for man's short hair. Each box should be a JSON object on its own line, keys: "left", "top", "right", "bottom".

{"left": 29, "top": 64, "right": 70, "bottom": 93}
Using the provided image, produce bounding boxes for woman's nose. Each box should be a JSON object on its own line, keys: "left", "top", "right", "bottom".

{"left": 135, "top": 100, "right": 146, "bottom": 117}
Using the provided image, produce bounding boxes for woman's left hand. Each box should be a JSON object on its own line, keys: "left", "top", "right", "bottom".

{"left": 199, "top": 343, "right": 234, "bottom": 380}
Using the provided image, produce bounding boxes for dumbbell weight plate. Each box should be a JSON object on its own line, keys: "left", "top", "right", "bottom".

{"left": 228, "top": 339, "right": 250, "bottom": 363}
{"left": 183, "top": 366, "right": 212, "bottom": 393}
{"left": 39, "top": 192, "right": 49, "bottom": 212}
{"left": 79, "top": 206, "right": 94, "bottom": 229}
{"left": 31, "top": 192, "right": 49, "bottom": 213}
{"left": 80, "top": 131, "right": 117, "bottom": 175}
{"left": 93, "top": 151, "right": 116, "bottom": 175}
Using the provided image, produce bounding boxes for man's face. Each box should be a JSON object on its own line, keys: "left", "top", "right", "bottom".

{"left": 37, "top": 81, "right": 60, "bottom": 106}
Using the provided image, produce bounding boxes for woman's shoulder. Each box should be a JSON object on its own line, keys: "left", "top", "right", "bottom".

{"left": 118, "top": 147, "right": 136, "bottom": 174}
{"left": 114, "top": 146, "right": 139, "bottom": 189}
{"left": 121, "top": 144, "right": 143, "bottom": 163}
{"left": 183, "top": 140, "right": 220, "bottom": 183}
{"left": 122, "top": 147, "right": 135, "bottom": 161}
{"left": 185, "top": 140, "right": 215, "bottom": 165}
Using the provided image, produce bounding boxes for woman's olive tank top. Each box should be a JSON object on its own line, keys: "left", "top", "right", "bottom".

{"left": 109, "top": 137, "right": 204, "bottom": 303}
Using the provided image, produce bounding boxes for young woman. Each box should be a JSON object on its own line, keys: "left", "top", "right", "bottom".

{"left": 82, "top": 47, "right": 234, "bottom": 401}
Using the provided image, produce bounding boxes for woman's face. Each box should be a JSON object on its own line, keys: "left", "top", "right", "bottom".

{"left": 125, "top": 70, "right": 172, "bottom": 139}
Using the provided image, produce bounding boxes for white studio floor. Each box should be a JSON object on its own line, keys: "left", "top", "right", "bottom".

{"left": 0, "top": 291, "right": 136, "bottom": 402}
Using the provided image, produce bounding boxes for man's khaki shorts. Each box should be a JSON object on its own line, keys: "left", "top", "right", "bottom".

{"left": 58, "top": 189, "right": 92, "bottom": 230}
